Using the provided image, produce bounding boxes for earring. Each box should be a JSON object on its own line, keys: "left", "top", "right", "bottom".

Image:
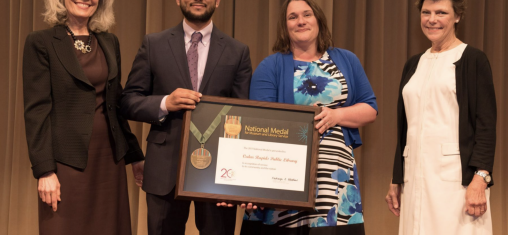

{"left": 455, "top": 20, "right": 459, "bottom": 23}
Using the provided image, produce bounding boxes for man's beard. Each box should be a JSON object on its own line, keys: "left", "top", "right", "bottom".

{"left": 180, "top": 2, "right": 216, "bottom": 23}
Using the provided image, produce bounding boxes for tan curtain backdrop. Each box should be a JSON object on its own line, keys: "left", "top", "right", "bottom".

{"left": 1, "top": 1, "right": 507, "bottom": 234}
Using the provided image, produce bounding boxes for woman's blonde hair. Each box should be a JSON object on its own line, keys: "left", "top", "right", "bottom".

{"left": 43, "top": 0, "right": 115, "bottom": 32}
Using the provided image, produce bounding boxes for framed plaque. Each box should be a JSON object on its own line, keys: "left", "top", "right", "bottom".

{"left": 176, "top": 95, "right": 320, "bottom": 210}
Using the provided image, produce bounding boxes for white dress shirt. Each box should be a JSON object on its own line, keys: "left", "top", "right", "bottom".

{"left": 159, "top": 20, "right": 214, "bottom": 116}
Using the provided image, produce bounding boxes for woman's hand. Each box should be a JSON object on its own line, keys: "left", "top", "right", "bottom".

{"left": 38, "top": 172, "right": 61, "bottom": 212}
{"left": 385, "top": 183, "right": 401, "bottom": 216}
{"left": 216, "top": 202, "right": 235, "bottom": 208}
{"left": 314, "top": 103, "right": 376, "bottom": 133}
{"left": 132, "top": 161, "right": 144, "bottom": 187}
{"left": 215, "top": 202, "right": 264, "bottom": 212}
{"left": 465, "top": 175, "right": 488, "bottom": 217}
{"left": 314, "top": 107, "right": 342, "bottom": 134}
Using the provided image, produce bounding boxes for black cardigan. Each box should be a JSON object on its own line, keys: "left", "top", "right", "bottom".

{"left": 392, "top": 45, "right": 497, "bottom": 187}
{"left": 23, "top": 26, "right": 144, "bottom": 178}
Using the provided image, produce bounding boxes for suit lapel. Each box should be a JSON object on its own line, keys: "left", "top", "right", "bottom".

{"left": 200, "top": 26, "right": 225, "bottom": 93}
{"left": 52, "top": 26, "right": 93, "bottom": 87}
{"left": 167, "top": 23, "right": 193, "bottom": 90}
{"left": 96, "top": 33, "right": 118, "bottom": 81}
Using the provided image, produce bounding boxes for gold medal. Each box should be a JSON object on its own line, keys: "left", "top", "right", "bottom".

{"left": 224, "top": 122, "right": 242, "bottom": 136}
{"left": 190, "top": 147, "right": 212, "bottom": 169}
{"left": 189, "top": 106, "right": 233, "bottom": 170}
{"left": 224, "top": 115, "right": 242, "bottom": 138}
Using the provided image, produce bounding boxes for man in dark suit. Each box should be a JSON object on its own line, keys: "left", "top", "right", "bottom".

{"left": 120, "top": 0, "right": 252, "bottom": 234}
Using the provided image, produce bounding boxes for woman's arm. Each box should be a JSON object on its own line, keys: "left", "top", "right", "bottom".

{"left": 468, "top": 53, "right": 496, "bottom": 173}
{"left": 23, "top": 31, "right": 61, "bottom": 211}
{"left": 465, "top": 51, "right": 497, "bottom": 217}
{"left": 315, "top": 50, "right": 377, "bottom": 133}
{"left": 314, "top": 103, "right": 376, "bottom": 134}
{"left": 249, "top": 56, "right": 278, "bottom": 102}
{"left": 385, "top": 183, "right": 401, "bottom": 216}
{"left": 23, "top": 32, "right": 56, "bottom": 178}
{"left": 112, "top": 34, "right": 144, "bottom": 164}
{"left": 112, "top": 34, "right": 145, "bottom": 186}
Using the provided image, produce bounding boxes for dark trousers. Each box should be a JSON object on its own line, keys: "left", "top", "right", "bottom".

{"left": 146, "top": 187, "right": 237, "bottom": 235}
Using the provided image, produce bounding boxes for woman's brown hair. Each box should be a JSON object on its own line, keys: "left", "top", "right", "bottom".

{"left": 272, "top": 0, "right": 333, "bottom": 54}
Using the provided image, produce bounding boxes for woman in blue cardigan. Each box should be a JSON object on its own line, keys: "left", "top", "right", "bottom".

{"left": 241, "top": 0, "right": 377, "bottom": 234}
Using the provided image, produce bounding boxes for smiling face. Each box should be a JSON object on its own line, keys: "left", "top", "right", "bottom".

{"left": 286, "top": 1, "right": 319, "bottom": 49}
{"left": 177, "top": 0, "right": 220, "bottom": 24}
{"left": 420, "top": 0, "right": 459, "bottom": 46}
{"left": 64, "top": 0, "right": 99, "bottom": 23}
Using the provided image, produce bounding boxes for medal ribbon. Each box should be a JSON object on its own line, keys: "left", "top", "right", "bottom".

{"left": 190, "top": 105, "right": 232, "bottom": 145}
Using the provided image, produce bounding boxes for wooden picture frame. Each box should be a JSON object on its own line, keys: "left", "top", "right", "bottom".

{"left": 176, "top": 95, "right": 320, "bottom": 210}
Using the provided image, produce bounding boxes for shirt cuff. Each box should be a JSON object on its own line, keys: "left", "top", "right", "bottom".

{"left": 159, "top": 95, "right": 169, "bottom": 119}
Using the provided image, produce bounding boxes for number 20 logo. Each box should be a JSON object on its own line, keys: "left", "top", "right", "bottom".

{"left": 221, "top": 168, "right": 233, "bottom": 178}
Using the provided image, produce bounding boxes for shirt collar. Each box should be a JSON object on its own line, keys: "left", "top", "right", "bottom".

{"left": 183, "top": 20, "right": 213, "bottom": 47}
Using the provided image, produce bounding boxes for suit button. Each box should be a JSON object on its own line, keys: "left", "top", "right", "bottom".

{"left": 107, "top": 83, "right": 111, "bottom": 89}
{"left": 112, "top": 125, "right": 115, "bottom": 131}
{"left": 108, "top": 104, "right": 112, "bottom": 110}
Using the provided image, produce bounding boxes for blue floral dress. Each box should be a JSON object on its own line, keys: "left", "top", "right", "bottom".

{"left": 242, "top": 52, "right": 365, "bottom": 235}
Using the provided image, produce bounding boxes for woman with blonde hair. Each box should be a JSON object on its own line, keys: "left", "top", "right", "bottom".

{"left": 23, "top": 0, "right": 144, "bottom": 234}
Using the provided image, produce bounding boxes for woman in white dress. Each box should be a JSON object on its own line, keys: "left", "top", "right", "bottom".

{"left": 385, "top": 0, "right": 496, "bottom": 234}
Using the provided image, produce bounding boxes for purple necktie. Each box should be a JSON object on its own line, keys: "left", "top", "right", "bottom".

{"left": 187, "top": 32, "right": 202, "bottom": 91}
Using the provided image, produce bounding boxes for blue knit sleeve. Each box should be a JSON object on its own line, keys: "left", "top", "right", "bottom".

{"left": 348, "top": 51, "right": 378, "bottom": 112}
{"left": 249, "top": 55, "right": 279, "bottom": 102}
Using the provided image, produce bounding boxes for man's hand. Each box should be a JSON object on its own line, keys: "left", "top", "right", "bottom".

{"left": 132, "top": 161, "right": 144, "bottom": 187}
{"left": 465, "top": 174, "right": 488, "bottom": 217}
{"left": 385, "top": 183, "right": 401, "bottom": 216}
{"left": 240, "top": 203, "right": 263, "bottom": 211}
{"left": 165, "top": 88, "right": 202, "bottom": 112}
{"left": 38, "top": 172, "right": 61, "bottom": 212}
